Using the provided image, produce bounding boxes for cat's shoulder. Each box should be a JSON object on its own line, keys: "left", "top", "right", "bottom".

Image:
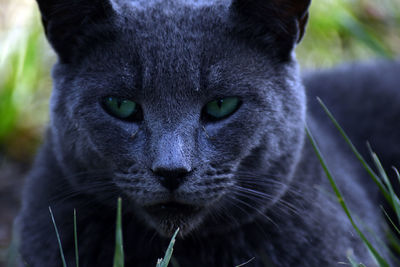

{"left": 304, "top": 58, "right": 400, "bottom": 170}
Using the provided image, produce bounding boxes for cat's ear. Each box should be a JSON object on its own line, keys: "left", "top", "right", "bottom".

{"left": 35, "top": 0, "right": 116, "bottom": 63}
{"left": 230, "top": 0, "right": 311, "bottom": 59}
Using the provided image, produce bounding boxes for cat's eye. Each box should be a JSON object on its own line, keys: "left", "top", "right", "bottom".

{"left": 102, "top": 96, "right": 143, "bottom": 122}
{"left": 203, "top": 97, "right": 241, "bottom": 121}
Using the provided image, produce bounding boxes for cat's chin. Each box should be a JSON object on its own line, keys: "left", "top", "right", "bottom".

{"left": 143, "top": 202, "right": 204, "bottom": 237}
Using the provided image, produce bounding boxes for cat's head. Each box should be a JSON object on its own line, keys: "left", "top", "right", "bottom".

{"left": 37, "top": 0, "right": 310, "bottom": 237}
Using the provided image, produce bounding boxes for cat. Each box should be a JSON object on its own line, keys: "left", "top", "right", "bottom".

{"left": 16, "top": 0, "right": 400, "bottom": 266}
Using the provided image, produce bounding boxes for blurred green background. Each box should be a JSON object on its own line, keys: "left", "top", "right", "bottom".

{"left": 0, "top": 0, "right": 399, "bottom": 265}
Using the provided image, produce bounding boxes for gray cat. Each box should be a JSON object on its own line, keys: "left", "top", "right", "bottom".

{"left": 17, "top": 0, "right": 400, "bottom": 266}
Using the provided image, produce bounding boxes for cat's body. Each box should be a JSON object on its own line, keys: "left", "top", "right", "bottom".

{"left": 17, "top": 0, "right": 399, "bottom": 266}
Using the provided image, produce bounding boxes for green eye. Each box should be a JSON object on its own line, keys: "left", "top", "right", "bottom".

{"left": 203, "top": 97, "right": 241, "bottom": 121}
{"left": 102, "top": 97, "right": 143, "bottom": 122}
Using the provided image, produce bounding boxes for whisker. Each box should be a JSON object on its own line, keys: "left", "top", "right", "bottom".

{"left": 231, "top": 185, "right": 301, "bottom": 216}
{"left": 225, "top": 194, "right": 279, "bottom": 229}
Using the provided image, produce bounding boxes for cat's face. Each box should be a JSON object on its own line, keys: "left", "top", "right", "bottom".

{"left": 42, "top": 0, "right": 309, "bottom": 236}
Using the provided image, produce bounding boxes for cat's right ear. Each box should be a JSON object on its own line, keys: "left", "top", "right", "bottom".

{"left": 35, "top": 0, "right": 116, "bottom": 63}
{"left": 230, "top": 0, "right": 311, "bottom": 60}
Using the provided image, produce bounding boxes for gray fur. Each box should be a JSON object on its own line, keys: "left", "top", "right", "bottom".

{"left": 17, "top": 0, "right": 399, "bottom": 266}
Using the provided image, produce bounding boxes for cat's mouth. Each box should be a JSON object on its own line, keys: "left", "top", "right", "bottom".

{"left": 143, "top": 202, "right": 204, "bottom": 236}
{"left": 144, "top": 201, "right": 202, "bottom": 217}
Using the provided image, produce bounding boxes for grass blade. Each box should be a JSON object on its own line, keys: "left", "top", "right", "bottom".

{"left": 156, "top": 228, "right": 179, "bottom": 267}
{"left": 379, "top": 207, "right": 400, "bottom": 265}
{"left": 6, "top": 226, "right": 19, "bottom": 267}
{"left": 49, "top": 207, "right": 67, "bottom": 267}
{"left": 306, "top": 126, "right": 389, "bottom": 267}
{"left": 74, "top": 209, "right": 79, "bottom": 267}
{"left": 381, "top": 207, "right": 400, "bottom": 235}
{"left": 348, "top": 256, "right": 367, "bottom": 267}
{"left": 113, "top": 198, "right": 124, "bottom": 267}
{"left": 386, "top": 225, "right": 400, "bottom": 257}
{"left": 393, "top": 168, "right": 400, "bottom": 187}
{"left": 368, "top": 145, "right": 400, "bottom": 227}
{"left": 317, "top": 98, "right": 391, "bottom": 204}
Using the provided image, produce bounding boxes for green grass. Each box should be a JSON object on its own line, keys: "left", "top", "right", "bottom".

{"left": 156, "top": 228, "right": 179, "bottom": 267}
{"left": 46, "top": 198, "right": 178, "bottom": 267}
{"left": 306, "top": 127, "right": 389, "bottom": 266}
{"left": 307, "top": 99, "right": 400, "bottom": 266}
{"left": 113, "top": 198, "right": 124, "bottom": 267}
{"left": 5, "top": 227, "right": 19, "bottom": 267}
{"left": 74, "top": 209, "right": 79, "bottom": 267}
{"left": 49, "top": 207, "right": 67, "bottom": 267}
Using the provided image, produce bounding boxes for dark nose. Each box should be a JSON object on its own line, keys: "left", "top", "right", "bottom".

{"left": 151, "top": 132, "right": 192, "bottom": 191}
{"left": 152, "top": 166, "right": 191, "bottom": 191}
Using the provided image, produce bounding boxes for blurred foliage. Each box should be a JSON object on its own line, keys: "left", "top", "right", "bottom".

{"left": 0, "top": 0, "right": 399, "bottom": 161}
{"left": 0, "top": 1, "right": 54, "bottom": 162}
{"left": 297, "top": 0, "right": 400, "bottom": 67}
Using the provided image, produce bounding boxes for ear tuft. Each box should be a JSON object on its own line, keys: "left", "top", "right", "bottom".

{"left": 231, "top": 0, "right": 311, "bottom": 59}
{"left": 36, "top": 0, "right": 116, "bottom": 63}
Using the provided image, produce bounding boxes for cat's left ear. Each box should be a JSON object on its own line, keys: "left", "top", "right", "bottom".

{"left": 35, "top": 0, "right": 116, "bottom": 63}
{"left": 231, "top": 0, "right": 311, "bottom": 58}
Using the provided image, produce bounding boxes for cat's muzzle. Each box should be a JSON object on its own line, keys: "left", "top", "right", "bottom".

{"left": 143, "top": 201, "right": 203, "bottom": 236}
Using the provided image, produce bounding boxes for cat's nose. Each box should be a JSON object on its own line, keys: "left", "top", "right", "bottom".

{"left": 151, "top": 131, "right": 193, "bottom": 191}
{"left": 152, "top": 165, "right": 191, "bottom": 192}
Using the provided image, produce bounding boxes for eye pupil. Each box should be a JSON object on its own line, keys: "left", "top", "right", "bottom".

{"left": 217, "top": 99, "right": 223, "bottom": 108}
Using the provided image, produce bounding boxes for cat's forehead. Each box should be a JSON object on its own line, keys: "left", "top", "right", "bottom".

{"left": 73, "top": 0, "right": 282, "bottom": 101}
{"left": 119, "top": 0, "right": 230, "bottom": 44}
{"left": 94, "top": 2, "right": 240, "bottom": 90}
